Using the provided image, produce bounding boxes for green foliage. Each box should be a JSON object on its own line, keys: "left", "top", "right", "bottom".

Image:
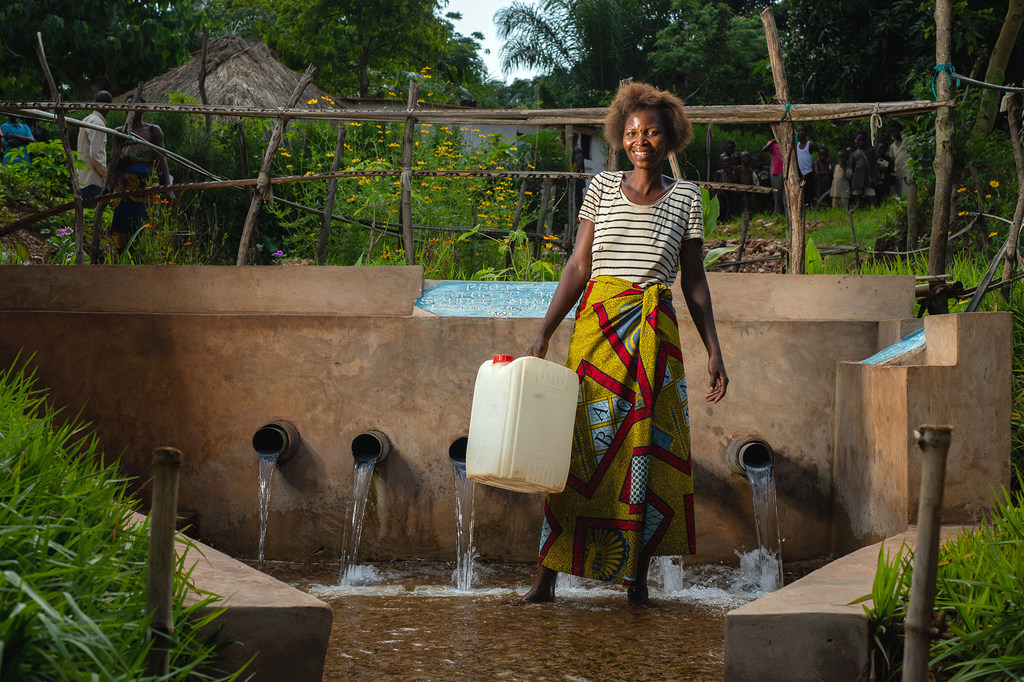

{"left": 804, "top": 237, "right": 823, "bottom": 274}
{"left": 862, "top": 477, "right": 1024, "bottom": 680}
{"left": 0, "top": 0, "right": 200, "bottom": 97}
{"left": 0, "top": 359, "right": 244, "bottom": 680}
{"left": 651, "top": 0, "right": 771, "bottom": 106}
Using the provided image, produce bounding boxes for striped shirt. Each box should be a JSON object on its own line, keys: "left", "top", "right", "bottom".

{"left": 579, "top": 171, "right": 704, "bottom": 287}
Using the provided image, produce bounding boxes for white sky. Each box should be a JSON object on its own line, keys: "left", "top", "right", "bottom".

{"left": 443, "top": 0, "right": 541, "bottom": 83}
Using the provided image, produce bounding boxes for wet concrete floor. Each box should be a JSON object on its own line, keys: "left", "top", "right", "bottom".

{"left": 264, "top": 559, "right": 820, "bottom": 681}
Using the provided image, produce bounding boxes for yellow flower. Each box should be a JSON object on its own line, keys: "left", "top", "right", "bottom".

{"left": 989, "top": 231, "right": 998, "bottom": 238}
{"left": 307, "top": 98, "right": 318, "bottom": 105}
{"left": 990, "top": 180, "right": 1000, "bottom": 188}
{"left": 957, "top": 211, "right": 967, "bottom": 217}
{"left": 286, "top": 164, "right": 292, "bottom": 169}
{"left": 327, "top": 152, "right": 335, "bottom": 158}
{"left": 280, "top": 151, "right": 291, "bottom": 157}
{"left": 985, "top": 194, "right": 992, "bottom": 199}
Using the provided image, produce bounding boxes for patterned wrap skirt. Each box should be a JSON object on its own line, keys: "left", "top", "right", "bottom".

{"left": 537, "top": 275, "right": 695, "bottom": 586}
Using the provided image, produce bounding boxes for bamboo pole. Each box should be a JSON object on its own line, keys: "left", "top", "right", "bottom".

{"left": 146, "top": 446, "right": 183, "bottom": 677}
{"left": 0, "top": 100, "right": 947, "bottom": 126}
{"left": 199, "top": 28, "right": 211, "bottom": 134}
{"left": 316, "top": 127, "right": 346, "bottom": 265}
{"left": 1000, "top": 94, "right": 1024, "bottom": 300}
{"left": 34, "top": 34, "right": 86, "bottom": 264}
{"left": 848, "top": 208, "right": 862, "bottom": 269}
{"left": 761, "top": 7, "right": 806, "bottom": 273}
{"left": 236, "top": 64, "right": 315, "bottom": 265}
{"left": 400, "top": 81, "right": 420, "bottom": 265}
{"left": 902, "top": 426, "right": 953, "bottom": 682}
{"left": 928, "top": 0, "right": 955, "bottom": 277}
{"left": 0, "top": 170, "right": 767, "bottom": 237}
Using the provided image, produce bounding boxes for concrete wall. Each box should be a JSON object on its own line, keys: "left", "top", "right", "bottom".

{"left": 833, "top": 312, "right": 1012, "bottom": 554}
{"left": 0, "top": 266, "right": 1008, "bottom": 566}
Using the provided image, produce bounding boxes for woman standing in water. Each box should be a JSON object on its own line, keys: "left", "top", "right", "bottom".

{"left": 518, "top": 82, "right": 728, "bottom": 604}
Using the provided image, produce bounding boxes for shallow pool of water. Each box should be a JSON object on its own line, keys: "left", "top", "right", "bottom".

{"left": 263, "top": 557, "right": 822, "bottom": 681}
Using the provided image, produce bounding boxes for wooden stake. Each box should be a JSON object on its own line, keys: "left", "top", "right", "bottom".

{"left": 146, "top": 447, "right": 183, "bottom": 677}
{"left": 316, "top": 127, "right": 346, "bottom": 265}
{"left": 1000, "top": 94, "right": 1024, "bottom": 300}
{"left": 928, "top": 0, "right": 955, "bottom": 277}
{"left": 198, "top": 28, "right": 211, "bottom": 134}
{"left": 236, "top": 64, "right": 315, "bottom": 265}
{"left": 34, "top": 33, "right": 85, "bottom": 263}
{"left": 761, "top": 7, "right": 806, "bottom": 274}
{"left": 400, "top": 81, "right": 420, "bottom": 266}
{"left": 848, "top": 208, "right": 862, "bottom": 269}
{"left": 902, "top": 426, "right": 953, "bottom": 682}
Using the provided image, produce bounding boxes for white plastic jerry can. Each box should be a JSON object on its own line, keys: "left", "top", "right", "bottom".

{"left": 466, "top": 354, "right": 580, "bottom": 493}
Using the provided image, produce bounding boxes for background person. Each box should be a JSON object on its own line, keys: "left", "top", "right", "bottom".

{"left": 77, "top": 90, "right": 113, "bottom": 201}
{"left": 111, "top": 95, "right": 172, "bottom": 252}
{"left": 516, "top": 81, "right": 728, "bottom": 605}
{"left": 1, "top": 115, "right": 36, "bottom": 166}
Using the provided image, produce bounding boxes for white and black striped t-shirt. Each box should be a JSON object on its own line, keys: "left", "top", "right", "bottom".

{"left": 580, "top": 171, "right": 704, "bottom": 287}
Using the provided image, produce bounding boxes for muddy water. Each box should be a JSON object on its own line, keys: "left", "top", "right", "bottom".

{"left": 265, "top": 560, "right": 821, "bottom": 681}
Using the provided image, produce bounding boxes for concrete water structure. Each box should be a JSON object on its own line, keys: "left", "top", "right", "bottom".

{"left": 0, "top": 265, "right": 1011, "bottom": 679}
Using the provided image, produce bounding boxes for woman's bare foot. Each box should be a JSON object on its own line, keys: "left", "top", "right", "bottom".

{"left": 627, "top": 584, "right": 650, "bottom": 604}
{"left": 504, "top": 565, "right": 557, "bottom": 605}
{"left": 627, "top": 554, "right": 653, "bottom": 604}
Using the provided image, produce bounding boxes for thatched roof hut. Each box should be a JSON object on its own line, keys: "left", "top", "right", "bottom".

{"left": 126, "top": 34, "right": 332, "bottom": 109}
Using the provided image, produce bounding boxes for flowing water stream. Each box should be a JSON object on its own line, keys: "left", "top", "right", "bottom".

{"left": 339, "top": 459, "right": 378, "bottom": 586}
{"left": 450, "top": 458, "right": 477, "bottom": 592}
{"left": 255, "top": 454, "right": 277, "bottom": 571}
{"left": 744, "top": 461, "right": 784, "bottom": 591}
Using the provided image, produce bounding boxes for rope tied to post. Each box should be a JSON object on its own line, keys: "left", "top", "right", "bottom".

{"left": 869, "top": 104, "right": 883, "bottom": 148}
{"left": 932, "top": 63, "right": 960, "bottom": 100}
{"left": 779, "top": 102, "right": 792, "bottom": 122}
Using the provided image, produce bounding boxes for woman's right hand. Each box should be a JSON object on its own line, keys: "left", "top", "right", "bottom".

{"left": 525, "top": 333, "right": 549, "bottom": 359}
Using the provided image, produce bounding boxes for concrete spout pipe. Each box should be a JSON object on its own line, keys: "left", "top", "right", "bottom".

{"left": 252, "top": 420, "right": 300, "bottom": 464}
{"left": 725, "top": 437, "right": 774, "bottom": 477}
{"left": 351, "top": 430, "right": 391, "bottom": 465}
{"left": 449, "top": 436, "right": 468, "bottom": 463}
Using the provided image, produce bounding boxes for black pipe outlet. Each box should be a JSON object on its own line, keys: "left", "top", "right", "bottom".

{"left": 352, "top": 430, "right": 390, "bottom": 464}
{"left": 253, "top": 420, "right": 299, "bottom": 463}
{"left": 449, "top": 436, "right": 468, "bottom": 463}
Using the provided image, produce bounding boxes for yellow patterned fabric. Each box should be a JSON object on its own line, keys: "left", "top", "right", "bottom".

{"left": 538, "top": 276, "right": 695, "bottom": 586}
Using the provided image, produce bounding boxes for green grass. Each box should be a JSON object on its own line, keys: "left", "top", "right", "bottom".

{"left": 0, "top": 359, "right": 244, "bottom": 681}
{"left": 862, "top": 475, "right": 1024, "bottom": 680}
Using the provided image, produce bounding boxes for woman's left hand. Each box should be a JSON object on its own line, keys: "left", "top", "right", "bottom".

{"left": 706, "top": 355, "right": 728, "bottom": 403}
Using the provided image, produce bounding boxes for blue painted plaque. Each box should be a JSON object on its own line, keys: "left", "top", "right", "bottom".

{"left": 415, "top": 281, "right": 576, "bottom": 318}
{"left": 861, "top": 328, "right": 926, "bottom": 365}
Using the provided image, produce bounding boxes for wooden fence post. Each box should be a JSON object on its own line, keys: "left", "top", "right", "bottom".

{"left": 400, "top": 81, "right": 420, "bottom": 266}
{"left": 316, "top": 127, "right": 347, "bottom": 265}
{"left": 761, "top": 7, "right": 806, "bottom": 274}
{"left": 236, "top": 65, "right": 315, "bottom": 265}
{"left": 902, "top": 426, "right": 953, "bottom": 682}
{"left": 146, "top": 447, "right": 183, "bottom": 677}
{"left": 1000, "top": 93, "right": 1024, "bottom": 300}
{"left": 928, "top": 0, "right": 955, "bottom": 277}
{"left": 35, "top": 34, "right": 85, "bottom": 263}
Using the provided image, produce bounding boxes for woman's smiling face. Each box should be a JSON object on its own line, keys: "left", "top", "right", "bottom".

{"left": 623, "top": 109, "right": 667, "bottom": 170}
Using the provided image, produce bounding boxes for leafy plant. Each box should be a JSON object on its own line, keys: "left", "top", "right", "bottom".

{"left": 0, "top": 358, "right": 245, "bottom": 680}
{"left": 862, "top": 476, "right": 1024, "bottom": 680}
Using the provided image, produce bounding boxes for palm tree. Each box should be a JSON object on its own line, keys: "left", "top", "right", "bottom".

{"left": 495, "top": 0, "right": 671, "bottom": 104}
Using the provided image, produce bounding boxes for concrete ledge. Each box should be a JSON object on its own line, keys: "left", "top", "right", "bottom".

{"left": 724, "top": 525, "right": 963, "bottom": 682}
{"left": 133, "top": 514, "right": 332, "bottom": 681}
{"left": 0, "top": 265, "right": 423, "bottom": 316}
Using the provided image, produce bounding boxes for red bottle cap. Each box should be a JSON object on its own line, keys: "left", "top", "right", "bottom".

{"left": 493, "top": 354, "right": 514, "bottom": 364}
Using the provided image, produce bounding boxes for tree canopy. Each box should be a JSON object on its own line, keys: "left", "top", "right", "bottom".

{"left": 0, "top": 0, "right": 200, "bottom": 98}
